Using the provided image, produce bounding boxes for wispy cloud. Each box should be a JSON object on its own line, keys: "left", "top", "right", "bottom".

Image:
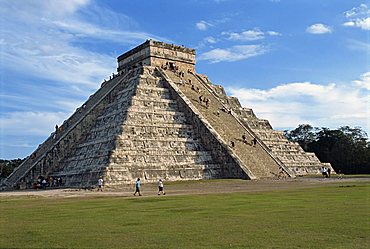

{"left": 204, "top": 36, "right": 217, "bottom": 44}
{"left": 306, "top": 23, "right": 332, "bottom": 34}
{"left": 223, "top": 29, "right": 265, "bottom": 41}
{"left": 0, "top": 111, "right": 69, "bottom": 136}
{"left": 343, "top": 4, "right": 370, "bottom": 30}
{"left": 222, "top": 29, "right": 281, "bottom": 41}
{"left": 198, "top": 45, "right": 268, "bottom": 63}
{"left": 353, "top": 72, "right": 370, "bottom": 90}
{"left": 266, "top": 31, "right": 281, "bottom": 36}
{"left": 227, "top": 72, "right": 370, "bottom": 131}
{"left": 343, "top": 18, "right": 370, "bottom": 30}
{"left": 0, "top": 0, "right": 170, "bottom": 158}
{"left": 196, "top": 20, "right": 214, "bottom": 31}
{"left": 346, "top": 39, "right": 370, "bottom": 52}
{"left": 0, "top": 0, "right": 167, "bottom": 87}
{"left": 195, "top": 15, "right": 232, "bottom": 31}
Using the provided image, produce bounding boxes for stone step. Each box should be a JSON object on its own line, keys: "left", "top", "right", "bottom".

{"left": 136, "top": 84, "right": 170, "bottom": 93}
{"left": 127, "top": 107, "right": 185, "bottom": 116}
{"left": 116, "top": 136, "right": 201, "bottom": 143}
{"left": 134, "top": 90, "right": 172, "bottom": 100}
{"left": 111, "top": 150, "right": 212, "bottom": 157}
{"left": 283, "top": 161, "right": 323, "bottom": 167}
{"left": 126, "top": 111, "right": 187, "bottom": 124}
{"left": 121, "top": 125, "right": 194, "bottom": 137}
{"left": 123, "top": 123, "right": 194, "bottom": 129}
{"left": 131, "top": 96, "right": 176, "bottom": 104}
{"left": 115, "top": 139, "right": 205, "bottom": 151}
{"left": 128, "top": 106, "right": 179, "bottom": 114}
{"left": 108, "top": 161, "right": 221, "bottom": 169}
{"left": 277, "top": 157, "right": 320, "bottom": 164}
{"left": 110, "top": 153, "right": 214, "bottom": 164}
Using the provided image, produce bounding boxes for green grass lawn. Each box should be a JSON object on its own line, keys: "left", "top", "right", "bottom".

{"left": 1, "top": 182, "right": 369, "bottom": 249}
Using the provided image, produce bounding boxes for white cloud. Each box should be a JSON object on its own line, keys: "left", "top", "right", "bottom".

{"left": 353, "top": 72, "right": 370, "bottom": 90}
{"left": 0, "top": 1, "right": 171, "bottom": 158}
{"left": 196, "top": 20, "right": 213, "bottom": 31}
{"left": 343, "top": 4, "right": 370, "bottom": 30}
{"left": 306, "top": 23, "right": 332, "bottom": 34}
{"left": 344, "top": 3, "right": 369, "bottom": 18}
{"left": 223, "top": 29, "right": 281, "bottom": 41}
{"left": 198, "top": 45, "right": 268, "bottom": 63}
{"left": 0, "top": 112, "right": 69, "bottom": 136}
{"left": 343, "top": 17, "right": 370, "bottom": 30}
{"left": 0, "top": 1, "right": 167, "bottom": 87}
{"left": 225, "top": 29, "right": 265, "bottom": 41}
{"left": 266, "top": 31, "right": 281, "bottom": 36}
{"left": 205, "top": 36, "right": 217, "bottom": 44}
{"left": 227, "top": 73, "right": 370, "bottom": 132}
{"left": 343, "top": 21, "right": 355, "bottom": 27}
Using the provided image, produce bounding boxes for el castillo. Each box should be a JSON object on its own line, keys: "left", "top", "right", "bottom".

{"left": 2, "top": 40, "right": 335, "bottom": 190}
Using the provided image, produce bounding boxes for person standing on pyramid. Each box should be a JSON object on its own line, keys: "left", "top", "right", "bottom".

{"left": 134, "top": 178, "right": 142, "bottom": 196}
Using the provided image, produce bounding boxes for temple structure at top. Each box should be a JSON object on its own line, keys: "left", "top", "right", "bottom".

{"left": 3, "top": 40, "right": 333, "bottom": 190}
{"left": 117, "top": 40, "right": 195, "bottom": 73}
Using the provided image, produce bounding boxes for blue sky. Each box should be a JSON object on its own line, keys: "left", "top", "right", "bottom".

{"left": 0, "top": 0, "right": 369, "bottom": 159}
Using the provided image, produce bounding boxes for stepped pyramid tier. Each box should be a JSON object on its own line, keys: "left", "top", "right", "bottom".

{"left": 3, "top": 40, "right": 332, "bottom": 190}
{"left": 198, "top": 76, "right": 334, "bottom": 176}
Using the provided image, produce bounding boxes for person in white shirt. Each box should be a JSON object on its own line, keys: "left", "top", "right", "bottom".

{"left": 320, "top": 167, "right": 328, "bottom": 178}
{"left": 98, "top": 177, "right": 104, "bottom": 191}
{"left": 158, "top": 179, "right": 165, "bottom": 195}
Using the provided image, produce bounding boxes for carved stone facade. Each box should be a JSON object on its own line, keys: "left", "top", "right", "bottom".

{"left": 3, "top": 40, "right": 332, "bottom": 190}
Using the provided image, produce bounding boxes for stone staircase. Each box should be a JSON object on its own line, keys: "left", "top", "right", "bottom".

{"left": 105, "top": 66, "right": 224, "bottom": 185}
{"left": 160, "top": 69, "right": 293, "bottom": 179}
{"left": 253, "top": 129, "right": 325, "bottom": 175}
{"left": 50, "top": 66, "right": 224, "bottom": 187}
{"left": 197, "top": 74, "right": 333, "bottom": 176}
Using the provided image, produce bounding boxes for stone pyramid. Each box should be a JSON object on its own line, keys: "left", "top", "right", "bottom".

{"left": 3, "top": 40, "right": 332, "bottom": 190}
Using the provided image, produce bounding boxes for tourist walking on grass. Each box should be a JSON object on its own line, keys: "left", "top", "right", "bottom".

{"left": 134, "top": 178, "right": 142, "bottom": 196}
{"left": 158, "top": 179, "right": 166, "bottom": 195}
{"left": 320, "top": 167, "right": 328, "bottom": 178}
{"left": 98, "top": 176, "right": 103, "bottom": 191}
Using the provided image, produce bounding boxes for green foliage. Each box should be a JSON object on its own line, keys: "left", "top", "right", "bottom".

{"left": 0, "top": 183, "right": 369, "bottom": 248}
{"left": 0, "top": 158, "right": 25, "bottom": 179}
{"left": 284, "top": 124, "right": 318, "bottom": 151}
{"left": 285, "top": 125, "right": 370, "bottom": 174}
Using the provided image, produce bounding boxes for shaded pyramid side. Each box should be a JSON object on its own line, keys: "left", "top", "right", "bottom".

{"left": 3, "top": 69, "right": 136, "bottom": 189}
{"left": 53, "top": 69, "right": 143, "bottom": 186}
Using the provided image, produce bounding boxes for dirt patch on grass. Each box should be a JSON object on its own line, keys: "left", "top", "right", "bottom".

{"left": 1, "top": 177, "right": 369, "bottom": 199}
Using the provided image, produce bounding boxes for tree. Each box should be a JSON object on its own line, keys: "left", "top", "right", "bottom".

{"left": 0, "top": 158, "right": 25, "bottom": 179}
{"left": 285, "top": 125, "right": 370, "bottom": 174}
{"left": 284, "top": 124, "right": 318, "bottom": 151}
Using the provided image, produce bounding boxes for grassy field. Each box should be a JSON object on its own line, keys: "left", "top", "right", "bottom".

{"left": 0, "top": 181, "right": 369, "bottom": 248}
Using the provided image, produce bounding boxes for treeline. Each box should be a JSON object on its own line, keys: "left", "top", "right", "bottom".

{"left": 284, "top": 125, "right": 370, "bottom": 174}
{"left": 0, "top": 158, "right": 25, "bottom": 180}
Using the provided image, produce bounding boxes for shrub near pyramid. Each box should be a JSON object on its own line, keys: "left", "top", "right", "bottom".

{"left": 3, "top": 40, "right": 333, "bottom": 190}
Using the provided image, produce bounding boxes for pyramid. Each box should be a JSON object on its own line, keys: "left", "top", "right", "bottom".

{"left": 3, "top": 40, "right": 332, "bottom": 190}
